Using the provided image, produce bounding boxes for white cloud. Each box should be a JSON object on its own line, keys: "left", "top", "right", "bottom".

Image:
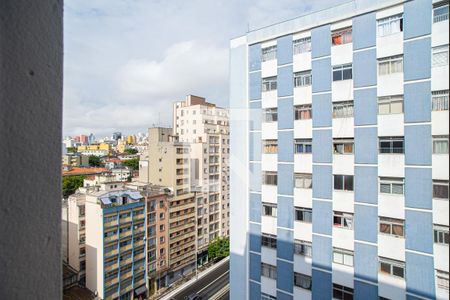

{"left": 117, "top": 40, "right": 228, "bottom": 101}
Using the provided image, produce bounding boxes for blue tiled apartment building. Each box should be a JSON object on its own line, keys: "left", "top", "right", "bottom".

{"left": 229, "top": 0, "right": 449, "bottom": 299}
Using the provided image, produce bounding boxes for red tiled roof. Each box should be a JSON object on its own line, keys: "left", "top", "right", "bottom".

{"left": 63, "top": 167, "right": 108, "bottom": 176}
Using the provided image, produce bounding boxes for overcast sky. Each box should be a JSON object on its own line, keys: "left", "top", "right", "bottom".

{"left": 63, "top": 0, "right": 348, "bottom": 137}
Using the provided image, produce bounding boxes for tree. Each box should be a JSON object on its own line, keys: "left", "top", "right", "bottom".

{"left": 66, "top": 147, "right": 76, "bottom": 153}
{"left": 124, "top": 148, "right": 138, "bottom": 155}
{"left": 122, "top": 157, "right": 139, "bottom": 170}
{"left": 208, "top": 237, "right": 229, "bottom": 261}
{"left": 62, "top": 175, "right": 85, "bottom": 198}
{"left": 88, "top": 155, "right": 102, "bottom": 167}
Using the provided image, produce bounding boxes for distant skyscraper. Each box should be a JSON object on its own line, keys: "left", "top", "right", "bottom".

{"left": 112, "top": 132, "right": 122, "bottom": 141}
{"left": 229, "top": 0, "right": 449, "bottom": 299}
{"left": 88, "top": 133, "right": 95, "bottom": 145}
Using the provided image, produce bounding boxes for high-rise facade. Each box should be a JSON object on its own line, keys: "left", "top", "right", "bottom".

{"left": 144, "top": 127, "right": 197, "bottom": 284}
{"left": 229, "top": 0, "right": 449, "bottom": 299}
{"left": 173, "top": 95, "right": 230, "bottom": 260}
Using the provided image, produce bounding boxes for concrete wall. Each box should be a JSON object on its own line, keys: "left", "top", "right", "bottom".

{"left": 0, "top": 1, "right": 63, "bottom": 299}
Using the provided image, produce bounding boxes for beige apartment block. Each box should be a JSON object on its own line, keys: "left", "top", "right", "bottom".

{"left": 143, "top": 127, "right": 197, "bottom": 283}
{"left": 173, "top": 95, "right": 230, "bottom": 260}
{"left": 62, "top": 153, "right": 89, "bottom": 167}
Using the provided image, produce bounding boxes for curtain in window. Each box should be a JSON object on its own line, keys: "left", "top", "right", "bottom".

{"left": 332, "top": 35, "right": 343, "bottom": 45}
{"left": 344, "top": 143, "right": 353, "bottom": 153}
{"left": 380, "top": 223, "right": 390, "bottom": 234}
{"left": 432, "top": 94, "right": 449, "bottom": 111}
{"left": 392, "top": 224, "right": 404, "bottom": 236}
{"left": 433, "top": 140, "right": 449, "bottom": 154}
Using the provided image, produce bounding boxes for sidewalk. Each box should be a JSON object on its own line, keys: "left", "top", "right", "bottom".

{"left": 153, "top": 256, "right": 229, "bottom": 300}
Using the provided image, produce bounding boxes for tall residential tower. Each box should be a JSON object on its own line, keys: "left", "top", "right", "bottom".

{"left": 229, "top": 0, "right": 449, "bottom": 299}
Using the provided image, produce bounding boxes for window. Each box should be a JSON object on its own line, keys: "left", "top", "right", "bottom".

{"left": 294, "top": 70, "right": 312, "bottom": 87}
{"left": 333, "top": 211, "right": 353, "bottom": 229}
{"left": 295, "top": 173, "right": 312, "bottom": 189}
{"left": 434, "top": 2, "right": 449, "bottom": 22}
{"left": 332, "top": 27, "right": 352, "bottom": 45}
{"left": 295, "top": 139, "right": 312, "bottom": 154}
{"left": 263, "top": 108, "right": 278, "bottom": 122}
{"left": 333, "top": 64, "right": 352, "bottom": 81}
{"left": 433, "top": 135, "right": 449, "bottom": 154}
{"left": 159, "top": 236, "right": 165, "bottom": 243}
{"left": 262, "top": 234, "right": 277, "bottom": 248}
{"left": 261, "top": 263, "right": 277, "bottom": 279}
{"left": 433, "top": 180, "right": 449, "bottom": 199}
{"left": 263, "top": 172, "right": 277, "bottom": 185}
{"left": 295, "top": 104, "right": 312, "bottom": 120}
{"left": 434, "top": 225, "right": 449, "bottom": 245}
{"left": 294, "top": 273, "right": 312, "bottom": 290}
{"left": 293, "top": 37, "right": 311, "bottom": 54}
{"left": 262, "top": 76, "right": 277, "bottom": 92}
{"left": 334, "top": 175, "right": 354, "bottom": 191}
{"left": 377, "top": 14, "right": 403, "bottom": 36}
{"left": 378, "top": 95, "right": 404, "bottom": 114}
{"left": 159, "top": 224, "right": 164, "bottom": 231}
{"left": 262, "top": 203, "right": 277, "bottom": 217}
{"left": 333, "top": 248, "right": 354, "bottom": 266}
{"left": 262, "top": 45, "right": 277, "bottom": 62}
{"left": 379, "top": 137, "right": 404, "bottom": 154}
{"left": 378, "top": 55, "right": 403, "bottom": 75}
{"left": 294, "top": 240, "right": 312, "bottom": 257}
{"left": 380, "top": 177, "right": 404, "bottom": 194}
{"left": 433, "top": 45, "right": 449, "bottom": 67}
{"left": 295, "top": 207, "right": 312, "bottom": 223}
{"left": 432, "top": 90, "right": 449, "bottom": 111}
{"left": 333, "top": 101, "right": 354, "bottom": 118}
{"left": 262, "top": 140, "right": 278, "bottom": 154}
{"left": 333, "top": 139, "right": 354, "bottom": 154}
{"left": 379, "top": 258, "right": 405, "bottom": 278}
{"left": 261, "top": 293, "right": 277, "bottom": 300}
{"left": 333, "top": 284, "right": 354, "bottom": 300}
{"left": 379, "top": 217, "right": 404, "bottom": 237}
{"left": 437, "top": 270, "right": 450, "bottom": 291}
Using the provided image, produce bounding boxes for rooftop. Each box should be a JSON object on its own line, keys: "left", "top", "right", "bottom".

{"left": 62, "top": 166, "right": 108, "bottom": 176}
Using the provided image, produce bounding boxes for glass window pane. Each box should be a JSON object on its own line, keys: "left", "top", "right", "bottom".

{"left": 343, "top": 68, "right": 352, "bottom": 80}
{"left": 392, "top": 265, "right": 404, "bottom": 278}
{"left": 391, "top": 183, "right": 404, "bottom": 194}
{"left": 380, "top": 223, "right": 391, "bottom": 234}
{"left": 380, "top": 183, "right": 391, "bottom": 193}
{"left": 334, "top": 175, "right": 344, "bottom": 190}
{"left": 380, "top": 262, "right": 391, "bottom": 274}
{"left": 344, "top": 176, "right": 353, "bottom": 191}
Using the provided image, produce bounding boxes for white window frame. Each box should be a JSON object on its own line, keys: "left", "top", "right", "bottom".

{"left": 333, "top": 248, "right": 354, "bottom": 266}
{"left": 379, "top": 136, "right": 404, "bottom": 154}
{"left": 433, "top": 180, "right": 449, "bottom": 200}
{"left": 262, "top": 45, "right": 277, "bottom": 62}
{"left": 379, "top": 257, "right": 405, "bottom": 279}
{"left": 263, "top": 172, "right": 277, "bottom": 186}
{"left": 433, "top": 135, "right": 449, "bottom": 154}
{"left": 294, "top": 104, "right": 312, "bottom": 120}
{"left": 432, "top": 45, "right": 449, "bottom": 67}
{"left": 261, "top": 263, "right": 277, "bottom": 279}
{"left": 262, "top": 203, "right": 277, "bottom": 217}
{"left": 333, "top": 138, "right": 354, "bottom": 154}
{"left": 294, "top": 139, "right": 312, "bottom": 154}
{"left": 377, "top": 14, "right": 403, "bottom": 36}
{"left": 263, "top": 108, "right": 278, "bottom": 122}
{"left": 378, "top": 55, "right": 403, "bottom": 75}
{"left": 432, "top": 90, "right": 449, "bottom": 111}
{"left": 333, "top": 211, "right": 353, "bottom": 229}
{"left": 294, "top": 70, "right": 312, "bottom": 87}
{"left": 262, "top": 233, "right": 277, "bottom": 248}
{"left": 379, "top": 217, "right": 405, "bottom": 237}
{"left": 294, "top": 173, "right": 312, "bottom": 189}
{"left": 333, "top": 101, "right": 354, "bottom": 118}
{"left": 262, "top": 139, "right": 278, "bottom": 154}
{"left": 262, "top": 76, "right": 277, "bottom": 92}
{"left": 378, "top": 95, "right": 404, "bottom": 114}
{"left": 379, "top": 177, "right": 404, "bottom": 195}
{"left": 294, "top": 273, "right": 312, "bottom": 290}
{"left": 295, "top": 207, "right": 312, "bottom": 223}
{"left": 331, "top": 27, "right": 352, "bottom": 46}
{"left": 434, "top": 225, "right": 449, "bottom": 245}
{"left": 294, "top": 240, "right": 312, "bottom": 257}
{"left": 293, "top": 37, "right": 311, "bottom": 55}
{"left": 332, "top": 64, "right": 353, "bottom": 81}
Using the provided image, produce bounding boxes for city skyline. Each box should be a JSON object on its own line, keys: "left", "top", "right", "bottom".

{"left": 63, "top": 0, "right": 349, "bottom": 137}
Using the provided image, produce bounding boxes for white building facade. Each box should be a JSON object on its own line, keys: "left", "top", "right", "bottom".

{"left": 173, "top": 95, "right": 230, "bottom": 259}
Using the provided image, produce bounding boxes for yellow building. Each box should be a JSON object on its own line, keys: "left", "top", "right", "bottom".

{"left": 126, "top": 135, "right": 135, "bottom": 145}
{"left": 77, "top": 143, "right": 111, "bottom": 151}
